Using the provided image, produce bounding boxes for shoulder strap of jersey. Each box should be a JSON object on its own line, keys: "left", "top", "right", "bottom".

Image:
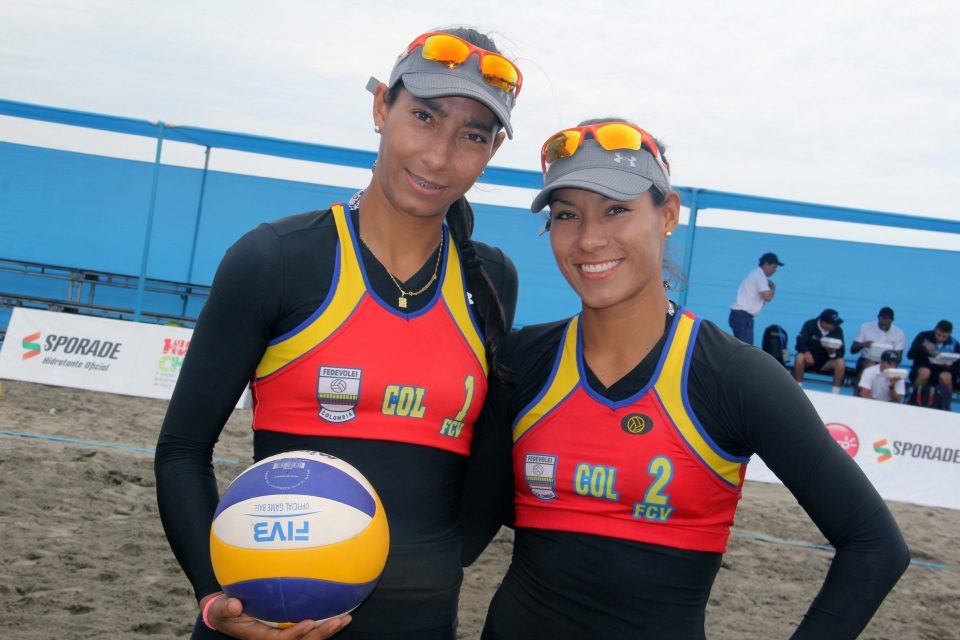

{"left": 440, "top": 236, "right": 488, "bottom": 377}
{"left": 654, "top": 310, "right": 747, "bottom": 488}
{"left": 513, "top": 316, "right": 581, "bottom": 443}
{"left": 255, "top": 204, "right": 367, "bottom": 379}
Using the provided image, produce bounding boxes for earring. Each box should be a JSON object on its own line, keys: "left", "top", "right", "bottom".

{"left": 662, "top": 280, "right": 672, "bottom": 290}
{"left": 665, "top": 231, "right": 673, "bottom": 238}
{"left": 374, "top": 124, "right": 382, "bottom": 134}
{"left": 480, "top": 170, "right": 485, "bottom": 177}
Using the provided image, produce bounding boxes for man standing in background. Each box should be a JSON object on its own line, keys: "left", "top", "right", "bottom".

{"left": 729, "top": 252, "right": 783, "bottom": 345}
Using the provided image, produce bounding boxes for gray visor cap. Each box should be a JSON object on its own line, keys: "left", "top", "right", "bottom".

{"left": 531, "top": 139, "right": 670, "bottom": 212}
{"left": 368, "top": 46, "right": 516, "bottom": 139}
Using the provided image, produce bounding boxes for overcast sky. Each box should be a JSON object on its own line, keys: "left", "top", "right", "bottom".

{"left": 2, "top": 0, "right": 959, "bottom": 240}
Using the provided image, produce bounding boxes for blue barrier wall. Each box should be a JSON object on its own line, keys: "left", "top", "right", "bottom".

{"left": 0, "top": 141, "right": 354, "bottom": 282}
{"left": 670, "top": 224, "right": 960, "bottom": 351}
{"left": 2, "top": 141, "right": 958, "bottom": 353}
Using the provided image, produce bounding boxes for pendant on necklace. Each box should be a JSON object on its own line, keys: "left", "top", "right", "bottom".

{"left": 398, "top": 296, "right": 408, "bottom": 309}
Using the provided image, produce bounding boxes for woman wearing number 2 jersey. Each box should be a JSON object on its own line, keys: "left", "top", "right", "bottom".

{"left": 463, "top": 119, "right": 909, "bottom": 639}
{"left": 156, "top": 27, "right": 522, "bottom": 640}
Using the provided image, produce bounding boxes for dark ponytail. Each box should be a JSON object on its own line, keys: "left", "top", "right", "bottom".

{"left": 445, "top": 196, "right": 510, "bottom": 384}
{"left": 437, "top": 27, "right": 512, "bottom": 382}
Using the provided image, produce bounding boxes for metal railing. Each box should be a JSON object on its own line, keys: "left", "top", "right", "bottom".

{"left": 0, "top": 258, "right": 208, "bottom": 341}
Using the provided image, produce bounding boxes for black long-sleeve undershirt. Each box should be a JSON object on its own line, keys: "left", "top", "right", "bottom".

{"left": 155, "top": 204, "right": 517, "bottom": 634}
{"left": 462, "top": 312, "right": 909, "bottom": 639}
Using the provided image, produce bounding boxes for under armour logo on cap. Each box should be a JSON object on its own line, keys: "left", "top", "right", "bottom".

{"left": 530, "top": 137, "right": 671, "bottom": 212}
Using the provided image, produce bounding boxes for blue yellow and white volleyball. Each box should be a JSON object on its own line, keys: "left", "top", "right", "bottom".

{"left": 210, "top": 450, "right": 389, "bottom": 625}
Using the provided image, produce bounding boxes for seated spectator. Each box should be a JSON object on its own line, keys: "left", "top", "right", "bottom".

{"left": 857, "top": 350, "right": 905, "bottom": 403}
{"left": 793, "top": 308, "right": 846, "bottom": 393}
{"left": 851, "top": 307, "right": 906, "bottom": 379}
{"left": 908, "top": 320, "right": 958, "bottom": 407}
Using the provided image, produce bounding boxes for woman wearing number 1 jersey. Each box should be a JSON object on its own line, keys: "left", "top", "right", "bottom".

{"left": 156, "top": 27, "right": 522, "bottom": 640}
{"left": 463, "top": 119, "right": 909, "bottom": 639}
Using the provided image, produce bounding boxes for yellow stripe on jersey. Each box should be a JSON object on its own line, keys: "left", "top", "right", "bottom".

{"left": 654, "top": 313, "right": 743, "bottom": 487}
{"left": 441, "top": 241, "right": 488, "bottom": 377}
{"left": 513, "top": 317, "right": 580, "bottom": 443}
{"left": 255, "top": 204, "right": 366, "bottom": 379}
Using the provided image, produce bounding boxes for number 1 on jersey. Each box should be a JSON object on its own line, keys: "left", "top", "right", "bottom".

{"left": 439, "top": 375, "right": 475, "bottom": 438}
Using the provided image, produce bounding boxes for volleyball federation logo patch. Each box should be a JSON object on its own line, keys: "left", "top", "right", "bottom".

{"left": 316, "top": 366, "right": 362, "bottom": 423}
{"left": 621, "top": 413, "right": 653, "bottom": 435}
{"left": 524, "top": 453, "right": 558, "bottom": 501}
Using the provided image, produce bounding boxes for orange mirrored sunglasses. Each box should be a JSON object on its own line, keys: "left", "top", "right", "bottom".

{"left": 403, "top": 32, "right": 523, "bottom": 97}
{"left": 540, "top": 122, "right": 669, "bottom": 175}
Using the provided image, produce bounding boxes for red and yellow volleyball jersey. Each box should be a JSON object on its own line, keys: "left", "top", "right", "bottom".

{"left": 250, "top": 204, "right": 488, "bottom": 456}
{"left": 512, "top": 310, "right": 749, "bottom": 552}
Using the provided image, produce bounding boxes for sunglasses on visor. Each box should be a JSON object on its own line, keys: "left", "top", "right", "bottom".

{"left": 540, "top": 122, "right": 669, "bottom": 175}
{"left": 402, "top": 32, "right": 523, "bottom": 97}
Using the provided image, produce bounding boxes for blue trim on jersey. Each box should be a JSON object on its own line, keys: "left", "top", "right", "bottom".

{"left": 577, "top": 309, "right": 682, "bottom": 410}
{"left": 254, "top": 295, "right": 365, "bottom": 383}
{"left": 345, "top": 209, "right": 447, "bottom": 319}
{"left": 513, "top": 384, "right": 580, "bottom": 445}
{"left": 511, "top": 318, "right": 579, "bottom": 441}
{"left": 441, "top": 296, "right": 487, "bottom": 370}
{"left": 511, "top": 318, "right": 571, "bottom": 431}
{"left": 680, "top": 317, "right": 751, "bottom": 464}
{"left": 652, "top": 386, "right": 741, "bottom": 492}
{"left": 267, "top": 240, "right": 343, "bottom": 347}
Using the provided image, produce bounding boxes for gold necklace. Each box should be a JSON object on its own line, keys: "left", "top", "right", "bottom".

{"left": 360, "top": 232, "right": 444, "bottom": 309}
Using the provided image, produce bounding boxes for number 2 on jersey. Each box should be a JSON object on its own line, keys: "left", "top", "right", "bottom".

{"left": 633, "top": 456, "right": 675, "bottom": 522}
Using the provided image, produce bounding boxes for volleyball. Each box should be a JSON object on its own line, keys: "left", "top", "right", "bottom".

{"left": 210, "top": 450, "right": 389, "bottom": 626}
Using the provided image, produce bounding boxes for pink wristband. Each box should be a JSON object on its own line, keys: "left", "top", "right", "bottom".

{"left": 202, "top": 593, "right": 225, "bottom": 630}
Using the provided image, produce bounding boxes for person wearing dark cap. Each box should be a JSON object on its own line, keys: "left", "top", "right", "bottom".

{"left": 461, "top": 119, "right": 907, "bottom": 639}
{"left": 907, "top": 320, "right": 959, "bottom": 408}
{"left": 794, "top": 308, "right": 847, "bottom": 393}
{"left": 851, "top": 307, "right": 907, "bottom": 379}
{"left": 728, "top": 252, "right": 783, "bottom": 344}
{"left": 857, "top": 350, "right": 906, "bottom": 402}
{"left": 156, "top": 27, "right": 523, "bottom": 640}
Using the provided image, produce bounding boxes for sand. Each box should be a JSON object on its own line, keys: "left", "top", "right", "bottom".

{"left": 0, "top": 379, "right": 956, "bottom": 639}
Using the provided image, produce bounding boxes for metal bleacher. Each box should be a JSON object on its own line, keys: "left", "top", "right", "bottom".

{"left": 0, "top": 257, "right": 208, "bottom": 343}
